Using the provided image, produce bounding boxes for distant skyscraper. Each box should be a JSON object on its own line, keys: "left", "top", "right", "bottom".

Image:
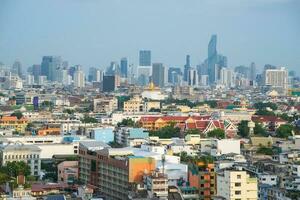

{"left": 207, "top": 35, "right": 218, "bottom": 84}
{"left": 183, "top": 55, "right": 191, "bottom": 81}
{"left": 12, "top": 60, "right": 22, "bottom": 78}
{"left": 250, "top": 62, "right": 256, "bottom": 81}
{"left": 41, "top": 56, "right": 62, "bottom": 81}
{"left": 139, "top": 50, "right": 151, "bottom": 66}
{"left": 220, "top": 67, "right": 235, "bottom": 88}
{"left": 74, "top": 70, "right": 85, "bottom": 88}
{"left": 264, "top": 67, "right": 288, "bottom": 95}
{"left": 168, "top": 67, "right": 181, "bottom": 84}
{"left": 137, "top": 66, "right": 152, "bottom": 86}
{"left": 106, "top": 62, "right": 120, "bottom": 76}
{"left": 32, "top": 64, "right": 41, "bottom": 83}
{"left": 88, "top": 67, "right": 98, "bottom": 82}
{"left": 187, "top": 68, "right": 198, "bottom": 87}
{"left": 152, "top": 63, "right": 165, "bottom": 88}
{"left": 120, "top": 57, "right": 128, "bottom": 78}
{"left": 102, "top": 75, "right": 116, "bottom": 92}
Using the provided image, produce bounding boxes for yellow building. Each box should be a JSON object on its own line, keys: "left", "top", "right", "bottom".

{"left": 144, "top": 101, "right": 161, "bottom": 112}
{"left": 217, "top": 170, "right": 257, "bottom": 200}
{"left": 0, "top": 116, "right": 28, "bottom": 133}
{"left": 123, "top": 96, "right": 143, "bottom": 113}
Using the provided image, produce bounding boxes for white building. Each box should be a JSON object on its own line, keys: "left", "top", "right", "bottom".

{"left": 201, "top": 139, "right": 240, "bottom": 156}
{"left": 264, "top": 67, "right": 288, "bottom": 95}
{"left": 217, "top": 169, "right": 258, "bottom": 200}
{"left": 74, "top": 70, "right": 85, "bottom": 88}
{"left": 220, "top": 67, "right": 235, "bottom": 88}
{"left": 0, "top": 143, "right": 41, "bottom": 176}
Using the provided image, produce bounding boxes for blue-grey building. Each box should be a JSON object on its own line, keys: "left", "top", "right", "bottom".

{"left": 120, "top": 57, "right": 128, "bottom": 78}
{"left": 116, "top": 128, "right": 149, "bottom": 147}
{"left": 139, "top": 50, "right": 151, "bottom": 66}
{"left": 90, "top": 127, "right": 114, "bottom": 144}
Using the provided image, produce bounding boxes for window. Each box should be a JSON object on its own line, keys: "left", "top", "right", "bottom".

{"left": 235, "top": 183, "right": 241, "bottom": 187}
{"left": 237, "top": 175, "right": 241, "bottom": 179}
{"left": 235, "top": 191, "right": 241, "bottom": 195}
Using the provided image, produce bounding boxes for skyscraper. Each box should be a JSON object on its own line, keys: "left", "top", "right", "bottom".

{"left": 187, "top": 68, "right": 198, "bottom": 87}
{"left": 12, "top": 60, "right": 22, "bottom": 78}
{"left": 139, "top": 50, "right": 151, "bottom": 66}
{"left": 102, "top": 75, "right": 116, "bottom": 92}
{"left": 250, "top": 62, "right": 256, "bottom": 82}
{"left": 183, "top": 55, "right": 191, "bottom": 81}
{"left": 152, "top": 63, "right": 165, "bottom": 88}
{"left": 168, "top": 67, "right": 181, "bottom": 84}
{"left": 74, "top": 70, "right": 85, "bottom": 88}
{"left": 120, "top": 57, "right": 128, "bottom": 78}
{"left": 264, "top": 67, "right": 288, "bottom": 95}
{"left": 41, "top": 56, "right": 62, "bottom": 81}
{"left": 32, "top": 64, "right": 41, "bottom": 83}
{"left": 208, "top": 35, "right": 218, "bottom": 84}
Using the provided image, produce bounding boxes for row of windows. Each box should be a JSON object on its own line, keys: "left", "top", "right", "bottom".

{"left": 4, "top": 154, "right": 39, "bottom": 159}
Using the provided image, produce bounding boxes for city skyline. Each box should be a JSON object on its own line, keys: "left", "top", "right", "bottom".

{"left": 0, "top": 0, "right": 299, "bottom": 73}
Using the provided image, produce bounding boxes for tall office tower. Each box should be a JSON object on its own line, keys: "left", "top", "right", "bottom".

{"left": 12, "top": 60, "right": 22, "bottom": 78}
{"left": 264, "top": 67, "right": 288, "bottom": 95}
{"left": 139, "top": 50, "right": 151, "bottom": 66}
{"left": 41, "top": 56, "right": 62, "bottom": 81}
{"left": 120, "top": 57, "right": 128, "bottom": 78}
{"left": 220, "top": 67, "right": 235, "bottom": 88}
{"left": 96, "top": 69, "right": 103, "bottom": 82}
{"left": 250, "top": 62, "right": 256, "bottom": 81}
{"left": 88, "top": 67, "right": 98, "bottom": 82}
{"left": 74, "top": 70, "right": 85, "bottom": 88}
{"left": 137, "top": 66, "right": 152, "bottom": 86}
{"left": 32, "top": 64, "right": 41, "bottom": 83}
{"left": 208, "top": 35, "right": 218, "bottom": 84}
{"left": 235, "top": 66, "right": 250, "bottom": 79}
{"left": 183, "top": 55, "right": 191, "bottom": 81}
{"left": 168, "top": 67, "right": 181, "bottom": 84}
{"left": 59, "top": 69, "right": 70, "bottom": 86}
{"left": 217, "top": 169, "right": 258, "bottom": 200}
{"left": 106, "top": 61, "right": 120, "bottom": 76}
{"left": 102, "top": 75, "right": 116, "bottom": 92}
{"left": 187, "top": 68, "right": 198, "bottom": 87}
{"left": 152, "top": 63, "right": 165, "bottom": 88}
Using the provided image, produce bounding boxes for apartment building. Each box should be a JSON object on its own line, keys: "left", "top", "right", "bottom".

{"left": 0, "top": 143, "right": 41, "bottom": 176}
{"left": 217, "top": 169, "right": 258, "bottom": 200}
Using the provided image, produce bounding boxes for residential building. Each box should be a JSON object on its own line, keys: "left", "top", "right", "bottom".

{"left": 217, "top": 169, "right": 258, "bottom": 200}
{"left": 93, "top": 96, "right": 118, "bottom": 113}
{"left": 115, "top": 127, "right": 149, "bottom": 147}
{"left": 264, "top": 67, "right": 288, "bottom": 95}
{"left": 74, "top": 70, "right": 85, "bottom": 88}
{"left": 0, "top": 143, "right": 41, "bottom": 176}
{"left": 123, "top": 95, "right": 143, "bottom": 113}
{"left": 57, "top": 161, "right": 79, "bottom": 184}
{"left": 0, "top": 116, "right": 28, "bottom": 133}
{"left": 144, "top": 171, "right": 169, "bottom": 199}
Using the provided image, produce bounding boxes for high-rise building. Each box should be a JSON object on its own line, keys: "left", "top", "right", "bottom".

{"left": 168, "top": 67, "right": 181, "bottom": 84}
{"left": 183, "top": 55, "right": 191, "bottom": 81}
{"left": 41, "top": 56, "right": 62, "bottom": 81}
{"left": 139, "top": 50, "right": 151, "bottom": 66}
{"left": 32, "top": 64, "right": 41, "bottom": 83}
{"left": 217, "top": 169, "right": 258, "bottom": 200}
{"left": 102, "top": 75, "right": 116, "bottom": 92}
{"left": 187, "top": 68, "right": 198, "bottom": 87}
{"left": 264, "top": 67, "right": 288, "bottom": 95}
{"left": 220, "top": 67, "right": 235, "bottom": 88}
{"left": 74, "top": 70, "right": 85, "bottom": 88}
{"left": 120, "top": 57, "right": 128, "bottom": 78}
{"left": 137, "top": 66, "right": 152, "bottom": 86}
{"left": 152, "top": 63, "right": 165, "bottom": 88}
{"left": 250, "top": 62, "right": 256, "bottom": 81}
{"left": 12, "top": 60, "right": 22, "bottom": 78}
{"left": 208, "top": 35, "right": 218, "bottom": 84}
{"left": 88, "top": 67, "right": 98, "bottom": 82}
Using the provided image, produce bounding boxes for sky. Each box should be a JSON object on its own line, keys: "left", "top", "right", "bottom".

{"left": 0, "top": 0, "right": 300, "bottom": 74}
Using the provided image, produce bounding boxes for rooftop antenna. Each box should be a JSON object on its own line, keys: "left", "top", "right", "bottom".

{"left": 162, "top": 154, "right": 165, "bottom": 175}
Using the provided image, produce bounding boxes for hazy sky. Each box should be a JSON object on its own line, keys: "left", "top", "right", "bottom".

{"left": 0, "top": 0, "right": 299, "bottom": 73}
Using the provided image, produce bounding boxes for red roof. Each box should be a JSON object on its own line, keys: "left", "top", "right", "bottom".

{"left": 252, "top": 115, "right": 287, "bottom": 123}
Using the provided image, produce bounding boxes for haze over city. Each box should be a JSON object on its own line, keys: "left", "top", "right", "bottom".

{"left": 0, "top": 0, "right": 300, "bottom": 73}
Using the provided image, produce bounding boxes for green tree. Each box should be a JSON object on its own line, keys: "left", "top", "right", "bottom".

{"left": 254, "top": 102, "right": 278, "bottom": 110}
{"left": 256, "top": 146, "right": 273, "bottom": 155}
{"left": 254, "top": 123, "right": 267, "bottom": 136}
{"left": 11, "top": 111, "right": 23, "bottom": 119}
{"left": 276, "top": 124, "right": 294, "bottom": 138}
{"left": 117, "top": 118, "right": 135, "bottom": 127}
{"left": 81, "top": 115, "right": 98, "bottom": 123}
{"left": 149, "top": 125, "right": 180, "bottom": 139}
{"left": 0, "top": 172, "right": 10, "bottom": 184}
{"left": 185, "top": 128, "right": 201, "bottom": 135}
{"left": 4, "top": 161, "right": 31, "bottom": 178}
{"left": 237, "top": 120, "right": 250, "bottom": 138}
{"left": 207, "top": 128, "right": 225, "bottom": 139}
{"left": 255, "top": 109, "right": 275, "bottom": 116}
{"left": 63, "top": 109, "right": 75, "bottom": 115}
